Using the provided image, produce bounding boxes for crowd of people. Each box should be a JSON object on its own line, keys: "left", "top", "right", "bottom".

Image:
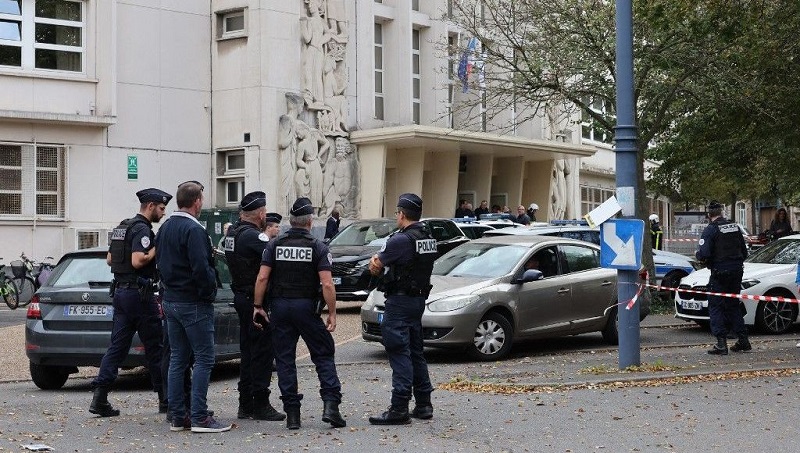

{"left": 454, "top": 199, "right": 539, "bottom": 225}
{"left": 90, "top": 184, "right": 436, "bottom": 433}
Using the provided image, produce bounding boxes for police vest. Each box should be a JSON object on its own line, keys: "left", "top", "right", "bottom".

{"left": 223, "top": 221, "right": 262, "bottom": 294}
{"left": 109, "top": 216, "right": 154, "bottom": 283}
{"left": 269, "top": 231, "right": 320, "bottom": 299}
{"left": 711, "top": 218, "right": 745, "bottom": 266}
{"left": 382, "top": 224, "right": 437, "bottom": 298}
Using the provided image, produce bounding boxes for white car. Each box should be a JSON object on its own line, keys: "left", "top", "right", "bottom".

{"left": 674, "top": 234, "right": 800, "bottom": 334}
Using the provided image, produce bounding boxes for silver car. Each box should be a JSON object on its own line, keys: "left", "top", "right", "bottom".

{"left": 361, "top": 235, "right": 649, "bottom": 361}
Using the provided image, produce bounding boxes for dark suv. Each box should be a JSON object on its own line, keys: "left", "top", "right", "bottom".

{"left": 330, "top": 218, "right": 470, "bottom": 301}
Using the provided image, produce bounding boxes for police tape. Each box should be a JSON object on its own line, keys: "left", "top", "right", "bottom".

{"left": 645, "top": 283, "right": 800, "bottom": 304}
{"left": 663, "top": 238, "right": 700, "bottom": 242}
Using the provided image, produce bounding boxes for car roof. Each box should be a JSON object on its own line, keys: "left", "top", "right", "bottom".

{"left": 469, "top": 233, "right": 599, "bottom": 249}
{"left": 484, "top": 225, "right": 598, "bottom": 236}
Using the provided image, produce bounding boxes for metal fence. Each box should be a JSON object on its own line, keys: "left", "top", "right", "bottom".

{"left": 663, "top": 228, "right": 701, "bottom": 256}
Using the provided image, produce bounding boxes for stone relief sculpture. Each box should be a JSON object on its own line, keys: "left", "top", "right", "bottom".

{"left": 550, "top": 159, "right": 568, "bottom": 220}
{"left": 277, "top": 0, "right": 359, "bottom": 218}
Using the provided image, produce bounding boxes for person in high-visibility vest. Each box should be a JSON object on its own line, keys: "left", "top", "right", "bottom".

{"left": 649, "top": 214, "right": 663, "bottom": 250}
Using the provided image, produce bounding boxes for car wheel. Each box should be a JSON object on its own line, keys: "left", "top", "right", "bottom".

{"left": 468, "top": 312, "right": 513, "bottom": 361}
{"left": 30, "top": 363, "right": 70, "bottom": 390}
{"left": 660, "top": 271, "right": 687, "bottom": 299}
{"left": 755, "top": 291, "right": 798, "bottom": 334}
{"left": 601, "top": 307, "right": 619, "bottom": 345}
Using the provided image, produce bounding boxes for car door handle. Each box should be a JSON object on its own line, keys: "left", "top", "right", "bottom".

{"left": 601, "top": 281, "right": 613, "bottom": 286}
{"left": 557, "top": 288, "right": 570, "bottom": 294}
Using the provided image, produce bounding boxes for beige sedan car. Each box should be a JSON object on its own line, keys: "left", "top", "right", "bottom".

{"left": 361, "top": 235, "right": 648, "bottom": 361}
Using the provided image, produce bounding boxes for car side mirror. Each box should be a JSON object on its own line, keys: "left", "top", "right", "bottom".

{"left": 513, "top": 269, "right": 543, "bottom": 284}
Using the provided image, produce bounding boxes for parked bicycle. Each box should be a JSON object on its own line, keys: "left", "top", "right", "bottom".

{"left": 0, "top": 258, "right": 20, "bottom": 309}
{"left": 11, "top": 253, "right": 55, "bottom": 308}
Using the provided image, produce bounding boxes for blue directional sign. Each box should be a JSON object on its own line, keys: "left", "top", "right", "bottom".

{"left": 599, "top": 219, "right": 644, "bottom": 270}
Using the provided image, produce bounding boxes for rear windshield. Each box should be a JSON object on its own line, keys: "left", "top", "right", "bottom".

{"left": 48, "top": 255, "right": 113, "bottom": 287}
{"left": 329, "top": 220, "right": 397, "bottom": 246}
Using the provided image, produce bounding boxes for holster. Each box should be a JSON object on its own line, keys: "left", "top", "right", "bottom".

{"left": 109, "top": 279, "right": 117, "bottom": 298}
{"left": 137, "top": 277, "right": 156, "bottom": 303}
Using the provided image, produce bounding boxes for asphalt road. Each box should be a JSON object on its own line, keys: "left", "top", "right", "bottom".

{"left": 0, "top": 303, "right": 27, "bottom": 328}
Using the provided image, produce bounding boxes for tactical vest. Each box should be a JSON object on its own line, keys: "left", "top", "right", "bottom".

{"left": 224, "top": 221, "right": 262, "bottom": 294}
{"left": 382, "top": 223, "right": 437, "bottom": 298}
{"left": 109, "top": 216, "right": 154, "bottom": 283}
{"left": 711, "top": 218, "right": 745, "bottom": 266}
{"left": 269, "top": 231, "right": 320, "bottom": 299}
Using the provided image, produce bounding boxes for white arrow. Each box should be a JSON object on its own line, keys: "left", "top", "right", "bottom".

{"left": 605, "top": 222, "right": 636, "bottom": 266}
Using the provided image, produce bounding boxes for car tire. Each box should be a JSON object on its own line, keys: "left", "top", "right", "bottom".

{"left": 30, "top": 363, "right": 70, "bottom": 390}
{"left": 601, "top": 307, "right": 619, "bottom": 345}
{"left": 468, "top": 311, "right": 514, "bottom": 361}
{"left": 755, "top": 291, "right": 798, "bottom": 334}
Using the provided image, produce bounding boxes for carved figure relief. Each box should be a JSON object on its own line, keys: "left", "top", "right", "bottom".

{"left": 550, "top": 159, "right": 568, "bottom": 220}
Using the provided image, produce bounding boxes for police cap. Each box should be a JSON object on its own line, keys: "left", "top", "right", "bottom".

{"left": 708, "top": 200, "right": 723, "bottom": 210}
{"left": 136, "top": 188, "right": 172, "bottom": 205}
{"left": 265, "top": 212, "right": 282, "bottom": 224}
{"left": 290, "top": 197, "right": 314, "bottom": 216}
{"left": 240, "top": 191, "right": 267, "bottom": 211}
{"left": 397, "top": 193, "right": 423, "bottom": 214}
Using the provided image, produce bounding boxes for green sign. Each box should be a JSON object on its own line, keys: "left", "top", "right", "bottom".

{"left": 127, "top": 155, "right": 138, "bottom": 180}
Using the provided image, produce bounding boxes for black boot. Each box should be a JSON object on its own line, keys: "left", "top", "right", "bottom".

{"left": 157, "top": 389, "right": 168, "bottom": 414}
{"left": 322, "top": 400, "right": 346, "bottom": 428}
{"left": 285, "top": 406, "right": 301, "bottom": 430}
{"left": 707, "top": 336, "right": 728, "bottom": 355}
{"left": 237, "top": 393, "right": 254, "bottom": 419}
{"left": 730, "top": 337, "right": 752, "bottom": 352}
{"left": 411, "top": 393, "right": 433, "bottom": 420}
{"left": 252, "top": 391, "right": 286, "bottom": 421}
{"left": 89, "top": 387, "right": 120, "bottom": 417}
{"left": 368, "top": 406, "right": 410, "bottom": 425}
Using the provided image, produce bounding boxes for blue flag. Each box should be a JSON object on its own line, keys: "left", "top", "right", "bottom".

{"left": 457, "top": 37, "right": 478, "bottom": 93}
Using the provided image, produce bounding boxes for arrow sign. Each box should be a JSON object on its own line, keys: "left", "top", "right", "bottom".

{"left": 600, "top": 219, "right": 644, "bottom": 270}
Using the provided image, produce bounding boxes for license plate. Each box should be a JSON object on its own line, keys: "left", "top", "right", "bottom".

{"left": 682, "top": 301, "right": 702, "bottom": 311}
{"left": 64, "top": 305, "right": 113, "bottom": 317}
{"left": 332, "top": 277, "right": 341, "bottom": 285}
{"left": 377, "top": 312, "right": 383, "bottom": 324}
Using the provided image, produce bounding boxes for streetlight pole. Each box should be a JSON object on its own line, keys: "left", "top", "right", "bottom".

{"left": 614, "top": 0, "right": 641, "bottom": 368}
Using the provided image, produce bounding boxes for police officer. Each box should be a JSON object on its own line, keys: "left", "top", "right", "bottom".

{"left": 264, "top": 212, "right": 282, "bottom": 239}
{"left": 90, "top": 188, "right": 171, "bottom": 417}
{"left": 223, "top": 191, "right": 285, "bottom": 421}
{"left": 252, "top": 197, "right": 346, "bottom": 430}
{"left": 649, "top": 214, "right": 664, "bottom": 250}
{"left": 696, "top": 201, "right": 750, "bottom": 355}
{"left": 368, "top": 193, "right": 436, "bottom": 425}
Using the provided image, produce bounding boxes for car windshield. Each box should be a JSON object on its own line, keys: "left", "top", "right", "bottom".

{"left": 433, "top": 243, "right": 529, "bottom": 278}
{"left": 746, "top": 238, "right": 800, "bottom": 264}
{"left": 329, "top": 220, "right": 397, "bottom": 246}
{"left": 48, "top": 255, "right": 113, "bottom": 287}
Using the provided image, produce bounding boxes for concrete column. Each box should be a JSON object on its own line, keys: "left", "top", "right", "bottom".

{"left": 458, "top": 154, "right": 493, "bottom": 207}
{"left": 423, "top": 151, "right": 460, "bottom": 218}
{"left": 358, "top": 143, "right": 387, "bottom": 218}
{"left": 492, "top": 156, "right": 525, "bottom": 209}
{"left": 394, "top": 147, "right": 425, "bottom": 200}
{"left": 522, "top": 159, "right": 553, "bottom": 221}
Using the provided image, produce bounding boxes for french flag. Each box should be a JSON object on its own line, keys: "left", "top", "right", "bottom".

{"left": 457, "top": 37, "right": 478, "bottom": 93}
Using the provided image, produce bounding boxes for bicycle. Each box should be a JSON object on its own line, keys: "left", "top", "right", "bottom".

{"left": 0, "top": 259, "right": 20, "bottom": 309}
{"left": 13, "top": 253, "right": 55, "bottom": 308}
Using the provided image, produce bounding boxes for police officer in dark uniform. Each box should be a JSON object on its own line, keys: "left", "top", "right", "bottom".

{"left": 696, "top": 201, "right": 750, "bottom": 355}
{"left": 252, "top": 197, "right": 346, "bottom": 430}
{"left": 90, "top": 188, "right": 171, "bottom": 417}
{"left": 368, "top": 193, "right": 436, "bottom": 425}
{"left": 222, "top": 191, "right": 284, "bottom": 421}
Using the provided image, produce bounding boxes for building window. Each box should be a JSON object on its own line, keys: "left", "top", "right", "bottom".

{"left": 412, "top": 28, "right": 421, "bottom": 124}
{"left": 580, "top": 185, "right": 614, "bottom": 216}
{"left": 0, "top": 0, "right": 85, "bottom": 72}
{"left": 217, "top": 8, "right": 246, "bottom": 40}
{"left": 226, "top": 180, "right": 244, "bottom": 205}
{"left": 412, "top": 0, "right": 419, "bottom": 11}
{"left": 374, "top": 22, "right": 384, "bottom": 120}
{"left": 446, "top": 34, "right": 456, "bottom": 128}
{"left": 225, "top": 151, "right": 245, "bottom": 174}
{"left": 737, "top": 202, "right": 746, "bottom": 225}
{"left": 0, "top": 142, "right": 66, "bottom": 218}
{"left": 581, "top": 97, "right": 614, "bottom": 144}
{"left": 77, "top": 230, "right": 98, "bottom": 249}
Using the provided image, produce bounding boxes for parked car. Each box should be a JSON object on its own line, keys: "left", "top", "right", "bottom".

{"left": 361, "top": 235, "right": 650, "bottom": 361}
{"left": 483, "top": 223, "right": 701, "bottom": 291}
{"left": 674, "top": 234, "right": 800, "bottom": 334}
{"left": 452, "top": 220, "right": 495, "bottom": 239}
{"left": 330, "top": 218, "right": 470, "bottom": 301}
{"left": 25, "top": 248, "right": 240, "bottom": 390}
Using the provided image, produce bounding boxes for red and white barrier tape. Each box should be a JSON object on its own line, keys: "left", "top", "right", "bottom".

{"left": 663, "top": 238, "right": 700, "bottom": 242}
{"left": 646, "top": 283, "right": 800, "bottom": 304}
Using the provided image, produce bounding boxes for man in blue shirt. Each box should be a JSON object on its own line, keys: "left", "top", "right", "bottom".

{"left": 156, "top": 180, "right": 231, "bottom": 433}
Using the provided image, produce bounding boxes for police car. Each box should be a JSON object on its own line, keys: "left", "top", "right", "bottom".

{"left": 483, "top": 221, "right": 701, "bottom": 292}
{"left": 329, "top": 218, "right": 470, "bottom": 301}
{"left": 675, "top": 234, "right": 800, "bottom": 334}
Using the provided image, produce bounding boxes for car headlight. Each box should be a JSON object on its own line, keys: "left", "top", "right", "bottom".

{"left": 690, "top": 260, "right": 704, "bottom": 270}
{"left": 741, "top": 279, "right": 760, "bottom": 290}
{"left": 427, "top": 295, "right": 480, "bottom": 312}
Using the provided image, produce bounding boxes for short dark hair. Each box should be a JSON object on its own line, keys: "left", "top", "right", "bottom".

{"left": 176, "top": 181, "right": 203, "bottom": 208}
{"left": 399, "top": 207, "right": 421, "bottom": 221}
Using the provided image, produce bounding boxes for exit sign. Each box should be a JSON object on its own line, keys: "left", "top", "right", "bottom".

{"left": 127, "top": 155, "right": 138, "bottom": 180}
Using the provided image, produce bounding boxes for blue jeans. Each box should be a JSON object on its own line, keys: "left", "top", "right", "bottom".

{"left": 163, "top": 301, "right": 215, "bottom": 424}
{"left": 381, "top": 295, "right": 433, "bottom": 408}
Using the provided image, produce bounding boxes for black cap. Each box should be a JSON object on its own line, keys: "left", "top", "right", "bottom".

{"left": 136, "top": 188, "right": 172, "bottom": 205}
{"left": 397, "top": 193, "right": 423, "bottom": 214}
{"left": 708, "top": 200, "right": 723, "bottom": 210}
{"left": 240, "top": 191, "right": 266, "bottom": 211}
{"left": 265, "top": 212, "right": 282, "bottom": 224}
{"left": 290, "top": 197, "right": 314, "bottom": 216}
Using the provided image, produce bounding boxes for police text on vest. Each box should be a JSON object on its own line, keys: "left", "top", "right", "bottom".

{"left": 276, "top": 246, "right": 313, "bottom": 262}
{"left": 416, "top": 239, "right": 438, "bottom": 254}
